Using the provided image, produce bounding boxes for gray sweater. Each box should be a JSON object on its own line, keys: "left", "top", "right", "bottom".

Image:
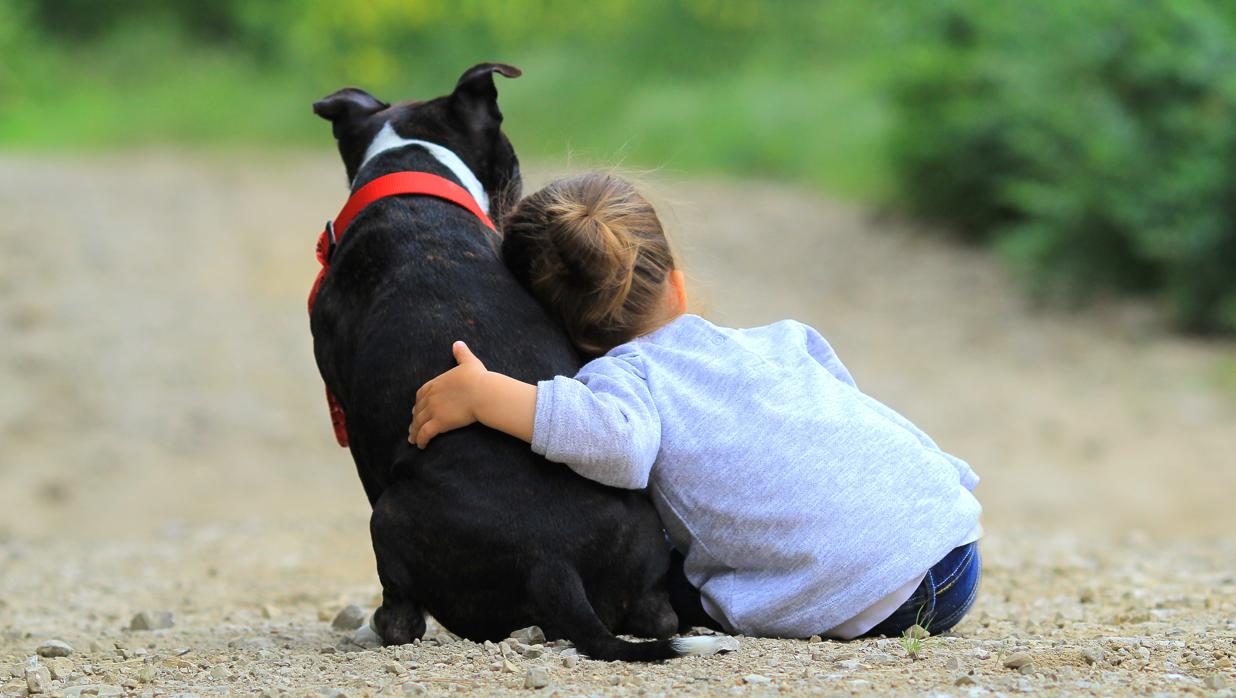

{"left": 531, "top": 314, "right": 981, "bottom": 637}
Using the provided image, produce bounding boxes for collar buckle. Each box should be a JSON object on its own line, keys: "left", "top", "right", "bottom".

{"left": 325, "top": 220, "right": 338, "bottom": 262}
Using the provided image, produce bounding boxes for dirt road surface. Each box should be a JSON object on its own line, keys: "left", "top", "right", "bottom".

{"left": 1, "top": 152, "right": 1233, "bottom": 696}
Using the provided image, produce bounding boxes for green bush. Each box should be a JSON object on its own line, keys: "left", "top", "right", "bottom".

{"left": 891, "top": 0, "right": 1236, "bottom": 333}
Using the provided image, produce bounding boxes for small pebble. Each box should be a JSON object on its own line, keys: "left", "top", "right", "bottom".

{"left": 331, "top": 605, "right": 367, "bottom": 631}
{"left": 384, "top": 661, "right": 403, "bottom": 674}
{"left": 837, "top": 659, "right": 861, "bottom": 670}
{"left": 562, "top": 654, "right": 579, "bottom": 668}
{"left": 129, "top": 611, "right": 174, "bottom": 631}
{"left": 1003, "top": 651, "right": 1033, "bottom": 669}
{"left": 510, "top": 626, "right": 547, "bottom": 646}
{"left": 500, "top": 643, "right": 519, "bottom": 661}
{"left": 1082, "top": 647, "right": 1105, "bottom": 665}
{"left": 26, "top": 661, "right": 51, "bottom": 695}
{"left": 208, "top": 665, "right": 231, "bottom": 681}
{"left": 905, "top": 624, "right": 930, "bottom": 640}
{"left": 945, "top": 656, "right": 961, "bottom": 670}
{"left": 351, "top": 622, "right": 382, "bottom": 649}
{"left": 1204, "top": 673, "right": 1226, "bottom": 690}
{"left": 1019, "top": 663, "right": 1036, "bottom": 675}
{"left": 868, "top": 652, "right": 897, "bottom": 665}
{"left": 36, "top": 640, "right": 73, "bottom": 658}
{"left": 228, "top": 636, "right": 273, "bottom": 651}
{"left": 954, "top": 674, "right": 977, "bottom": 686}
{"left": 742, "top": 674, "right": 771, "bottom": 685}
{"left": 524, "top": 666, "right": 550, "bottom": 689}
{"left": 45, "top": 657, "right": 74, "bottom": 681}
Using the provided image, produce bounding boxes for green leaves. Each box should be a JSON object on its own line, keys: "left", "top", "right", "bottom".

{"left": 891, "top": 1, "right": 1236, "bottom": 333}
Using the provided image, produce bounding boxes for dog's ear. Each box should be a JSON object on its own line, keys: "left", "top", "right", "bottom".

{"left": 313, "top": 87, "right": 389, "bottom": 124}
{"left": 450, "top": 63, "right": 521, "bottom": 131}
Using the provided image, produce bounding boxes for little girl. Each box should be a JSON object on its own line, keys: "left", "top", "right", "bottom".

{"left": 408, "top": 172, "right": 982, "bottom": 640}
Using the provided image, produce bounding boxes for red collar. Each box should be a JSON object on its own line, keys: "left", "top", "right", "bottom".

{"left": 308, "top": 171, "right": 498, "bottom": 447}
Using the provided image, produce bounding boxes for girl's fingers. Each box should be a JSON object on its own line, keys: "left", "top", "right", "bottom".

{"left": 409, "top": 405, "right": 428, "bottom": 443}
{"left": 453, "top": 341, "right": 481, "bottom": 367}
{"left": 416, "top": 420, "right": 440, "bottom": 449}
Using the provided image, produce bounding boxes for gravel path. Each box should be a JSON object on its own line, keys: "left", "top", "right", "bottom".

{"left": 1, "top": 153, "right": 1233, "bottom": 696}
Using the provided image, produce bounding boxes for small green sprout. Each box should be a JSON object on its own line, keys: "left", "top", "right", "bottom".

{"left": 900, "top": 607, "right": 932, "bottom": 659}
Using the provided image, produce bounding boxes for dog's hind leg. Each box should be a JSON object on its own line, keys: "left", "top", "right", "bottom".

{"left": 371, "top": 589, "right": 426, "bottom": 646}
{"left": 666, "top": 549, "right": 726, "bottom": 633}
{"left": 527, "top": 562, "right": 738, "bottom": 661}
{"left": 369, "top": 491, "right": 427, "bottom": 646}
{"left": 619, "top": 587, "right": 678, "bottom": 640}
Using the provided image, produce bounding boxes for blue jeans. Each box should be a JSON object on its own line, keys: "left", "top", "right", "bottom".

{"left": 666, "top": 542, "right": 981, "bottom": 638}
{"left": 862, "top": 542, "right": 981, "bottom": 638}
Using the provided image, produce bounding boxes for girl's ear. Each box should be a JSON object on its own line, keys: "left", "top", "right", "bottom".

{"left": 669, "top": 269, "right": 689, "bottom": 316}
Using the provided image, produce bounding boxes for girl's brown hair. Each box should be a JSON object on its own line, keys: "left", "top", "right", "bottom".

{"left": 502, "top": 172, "right": 676, "bottom": 357}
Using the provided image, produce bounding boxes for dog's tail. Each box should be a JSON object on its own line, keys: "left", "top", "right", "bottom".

{"left": 529, "top": 563, "right": 739, "bottom": 662}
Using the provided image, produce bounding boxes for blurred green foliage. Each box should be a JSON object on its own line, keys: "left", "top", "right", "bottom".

{"left": 2, "top": 0, "right": 1235, "bottom": 332}
{"left": 0, "top": 0, "right": 910, "bottom": 198}
{"left": 892, "top": 0, "right": 1236, "bottom": 333}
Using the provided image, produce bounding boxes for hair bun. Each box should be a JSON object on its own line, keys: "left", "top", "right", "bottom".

{"left": 500, "top": 171, "right": 676, "bottom": 356}
{"left": 545, "top": 192, "right": 638, "bottom": 302}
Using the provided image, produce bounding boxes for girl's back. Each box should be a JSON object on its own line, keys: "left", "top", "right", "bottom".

{"left": 532, "top": 313, "right": 981, "bottom": 637}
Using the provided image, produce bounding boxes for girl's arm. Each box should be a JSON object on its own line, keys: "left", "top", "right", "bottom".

{"left": 409, "top": 341, "right": 536, "bottom": 447}
{"left": 410, "top": 342, "right": 661, "bottom": 490}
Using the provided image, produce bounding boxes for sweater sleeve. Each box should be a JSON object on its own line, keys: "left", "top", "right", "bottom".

{"left": 529, "top": 353, "right": 661, "bottom": 490}
{"left": 800, "top": 322, "right": 858, "bottom": 388}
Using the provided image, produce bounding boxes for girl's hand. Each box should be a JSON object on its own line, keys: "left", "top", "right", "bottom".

{"left": 409, "top": 341, "right": 487, "bottom": 449}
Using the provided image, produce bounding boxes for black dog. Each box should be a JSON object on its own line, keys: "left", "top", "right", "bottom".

{"left": 310, "top": 63, "right": 734, "bottom": 661}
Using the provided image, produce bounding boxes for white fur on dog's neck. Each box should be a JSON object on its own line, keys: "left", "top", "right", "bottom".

{"left": 356, "top": 122, "right": 489, "bottom": 215}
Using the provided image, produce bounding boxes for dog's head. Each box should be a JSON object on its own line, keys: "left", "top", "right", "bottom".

{"left": 313, "top": 63, "right": 522, "bottom": 220}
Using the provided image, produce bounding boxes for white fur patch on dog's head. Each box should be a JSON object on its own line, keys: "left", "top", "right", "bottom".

{"left": 357, "top": 121, "right": 489, "bottom": 215}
